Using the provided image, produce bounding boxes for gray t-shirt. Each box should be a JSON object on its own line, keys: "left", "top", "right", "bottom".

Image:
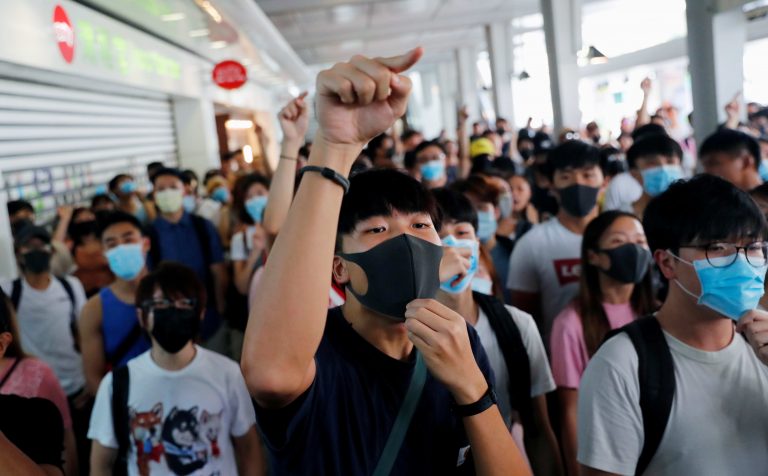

{"left": 578, "top": 328, "right": 768, "bottom": 475}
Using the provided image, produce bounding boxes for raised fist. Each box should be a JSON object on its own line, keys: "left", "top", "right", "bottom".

{"left": 279, "top": 92, "right": 309, "bottom": 143}
{"left": 315, "top": 48, "right": 423, "bottom": 148}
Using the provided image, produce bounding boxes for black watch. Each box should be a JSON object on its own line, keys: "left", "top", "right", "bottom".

{"left": 452, "top": 386, "right": 497, "bottom": 418}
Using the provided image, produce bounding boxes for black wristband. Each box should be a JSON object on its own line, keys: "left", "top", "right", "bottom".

{"left": 451, "top": 386, "right": 497, "bottom": 418}
{"left": 300, "top": 166, "right": 350, "bottom": 194}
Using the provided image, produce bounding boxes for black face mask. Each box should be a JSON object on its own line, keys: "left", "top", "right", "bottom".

{"left": 598, "top": 243, "right": 652, "bottom": 284}
{"left": 385, "top": 147, "right": 396, "bottom": 159}
{"left": 519, "top": 149, "right": 533, "bottom": 161}
{"left": 150, "top": 307, "right": 199, "bottom": 353}
{"left": 22, "top": 250, "right": 51, "bottom": 274}
{"left": 557, "top": 184, "right": 600, "bottom": 218}
{"left": 340, "top": 234, "right": 443, "bottom": 321}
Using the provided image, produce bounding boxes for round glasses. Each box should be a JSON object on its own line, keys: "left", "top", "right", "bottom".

{"left": 680, "top": 242, "right": 768, "bottom": 268}
{"left": 141, "top": 298, "right": 197, "bottom": 312}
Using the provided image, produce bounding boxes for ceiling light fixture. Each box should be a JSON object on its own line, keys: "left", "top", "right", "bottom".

{"left": 226, "top": 119, "right": 255, "bottom": 129}
{"left": 161, "top": 12, "right": 186, "bottom": 22}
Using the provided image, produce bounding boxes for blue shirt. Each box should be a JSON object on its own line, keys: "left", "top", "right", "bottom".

{"left": 99, "top": 287, "right": 150, "bottom": 368}
{"left": 148, "top": 212, "right": 224, "bottom": 281}
{"left": 255, "top": 308, "right": 494, "bottom": 475}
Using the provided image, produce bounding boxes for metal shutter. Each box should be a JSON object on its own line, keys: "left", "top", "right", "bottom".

{"left": 0, "top": 77, "right": 178, "bottom": 223}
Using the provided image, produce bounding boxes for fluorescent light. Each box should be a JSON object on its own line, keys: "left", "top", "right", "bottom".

{"left": 243, "top": 145, "right": 254, "bottom": 164}
{"left": 210, "top": 41, "right": 228, "bottom": 49}
{"left": 226, "top": 120, "right": 254, "bottom": 129}
{"left": 161, "top": 13, "right": 186, "bottom": 22}
{"left": 189, "top": 28, "right": 210, "bottom": 37}
{"left": 198, "top": 0, "right": 223, "bottom": 23}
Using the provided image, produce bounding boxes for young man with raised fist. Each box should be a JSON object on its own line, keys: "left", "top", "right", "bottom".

{"left": 243, "top": 49, "right": 529, "bottom": 475}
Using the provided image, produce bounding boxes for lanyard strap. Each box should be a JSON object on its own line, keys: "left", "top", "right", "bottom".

{"left": 0, "top": 358, "right": 22, "bottom": 390}
{"left": 372, "top": 351, "right": 427, "bottom": 476}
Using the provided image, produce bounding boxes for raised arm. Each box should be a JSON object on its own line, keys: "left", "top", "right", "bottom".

{"left": 242, "top": 49, "right": 422, "bottom": 408}
{"left": 636, "top": 78, "right": 652, "bottom": 128}
{"left": 79, "top": 296, "right": 106, "bottom": 397}
{"left": 262, "top": 93, "right": 309, "bottom": 237}
{"left": 457, "top": 106, "right": 471, "bottom": 179}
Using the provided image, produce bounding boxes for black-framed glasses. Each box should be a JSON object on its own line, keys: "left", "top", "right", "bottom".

{"left": 141, "top": 298, "right": 197, "bottom": 312}
{"left": 679, "top": 242, "right": 768, "bottom": 268}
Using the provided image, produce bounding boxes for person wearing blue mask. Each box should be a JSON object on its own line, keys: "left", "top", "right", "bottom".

{"left": 432, "top": 188, "right": 562, "bottom": 476}
{"left": 603, "top": 133, "right": 684, "bottom": 217}
{"left": 700, "top": 128, "right": 763, "bottom": 192}
{"left": 79, "top": 212, "right": 151, "bottom": 401}
{"left": 407, "top": 140, "right": 448, "bottom": 189}
{"left": 230, "top": 173, "right": 271, "bottom": 297}
{"left": 180, "top": 169, "right": 200, "bottom": 214}
{"left": 507, "top": 141, "right": 605, "bottom": 344}
{"left": 108, "top": 174, "right": 155, "bottom": 225}
{"left": 578, "top": 174, "right": 768, "bottom": 476}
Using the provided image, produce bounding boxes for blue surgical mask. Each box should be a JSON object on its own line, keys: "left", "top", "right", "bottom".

{"left": 182, "top": 195, "right": 197, "bottom": 213}
{"left": 245, "top": 196, "right": 268, "bottom": 223}
{"left": 440, "top": 235, "right": 479, "bottom": 294}
{"left": 471, "top": 277, "right": 494, "bottom": 295}
{"left": 120, "top": 181, "right": 137, "bottom": 194}
{"left": 105, "top": 243, "right": 145, "bottom": 280}
{"left": 476, "top": 210, "right": 497, "bottom": 243}
{"left": 420, "top": 160, "right": 445, "bottom": 182}
{"left": 641, "top": 165, "right": 683, "bottom": 197}
{"left": 211, "top": 186, "right": 230, "bottom": 204}
{"left": 759, "top": 160, "right": 768, "bottom": 182}
{"left": 670, "top": 250, "right": 767, "bottom": 321}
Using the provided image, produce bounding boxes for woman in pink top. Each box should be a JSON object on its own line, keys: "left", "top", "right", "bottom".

{"left": 0, "top": 294, "right": 78, "bottom": 475}
{"left": 550, "top": 211, "right": 656, "bottom": 476}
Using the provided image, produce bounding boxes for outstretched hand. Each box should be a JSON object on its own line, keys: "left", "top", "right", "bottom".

{"left": 315, "top": 48, "right": 423, "bottom": 150}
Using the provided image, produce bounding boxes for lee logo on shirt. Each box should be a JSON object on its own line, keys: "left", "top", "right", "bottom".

{"left": 553, "top": 259, "right": 581, "bottom": 286}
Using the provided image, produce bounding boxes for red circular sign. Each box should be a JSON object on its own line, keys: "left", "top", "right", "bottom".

{"left": 212, "top": 61, "right": 247, "bottom": 90}
{"left": 53, "top": 5, "right": 75, "bottom": 64}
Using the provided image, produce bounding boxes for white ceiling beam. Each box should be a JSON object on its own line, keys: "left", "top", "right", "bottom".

{"left": 284, "top": 6, "right": 536, "bottom": 48}
{"left": 256, "top": 0, "right": 389, "bottom": 15}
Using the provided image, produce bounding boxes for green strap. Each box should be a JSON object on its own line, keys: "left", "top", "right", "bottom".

{"left": 372, "top": 351, "right": 427, "bottom": 476}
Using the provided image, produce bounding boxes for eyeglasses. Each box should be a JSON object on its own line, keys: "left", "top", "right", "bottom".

{"left": 141, "top": 298, "right": 197, "bottom": 312}
{"left": 679, "top": 242, "right": 768, "bottom": 268}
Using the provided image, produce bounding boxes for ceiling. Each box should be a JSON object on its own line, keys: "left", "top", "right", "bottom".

{"left": 255, "top": 0, "right": 542, "bottom": 67}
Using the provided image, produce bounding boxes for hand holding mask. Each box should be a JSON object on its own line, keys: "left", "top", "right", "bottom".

{"left": 736, "top": 310, "right": 768, "bottom": 368}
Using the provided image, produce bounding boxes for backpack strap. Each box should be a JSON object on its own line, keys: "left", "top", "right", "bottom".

{"left": 190, "top": 214, "right": 216, "bottom": 309}
{"left": 111, "top": 365, "right": 131, "bottom": 476}
{"left": 56, "top": 277, "right": 80, "bottom": 353}
{"left": 107, "top": 324, "right": 144, "bottom": 369}
{"left": 472, "top": 292, "right": 533, "bottom": 433}
{"left": 144, "top": 223, "right": 162, "bottom": 270}
{"left": 604, "top": 316, "right": 675, "bottom": 476}
{"left": 10, "top": 278, "right": 21, "bottom": 311}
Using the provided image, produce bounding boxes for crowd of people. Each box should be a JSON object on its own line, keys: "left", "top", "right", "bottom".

{"left": 2, "top": 46, "right": 768, "bottom": 476}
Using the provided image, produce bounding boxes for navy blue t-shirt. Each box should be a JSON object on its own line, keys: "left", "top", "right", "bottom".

{"left": 255, "top": 307, "right": 495, "bottom": 475}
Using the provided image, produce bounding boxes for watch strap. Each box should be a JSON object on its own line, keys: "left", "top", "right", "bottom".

{"left": 300, "top": 165, "right": 350, "bottom": 194}
{"left": 452, "top": 386, "right": 497, "bottom": 418}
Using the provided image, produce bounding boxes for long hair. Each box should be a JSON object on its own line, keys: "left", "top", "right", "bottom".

{"left": 0, "top": 295, "right": 27, "bottom": 359}
{"left": 577, "top": 211, "right": 655, "bottom": 356}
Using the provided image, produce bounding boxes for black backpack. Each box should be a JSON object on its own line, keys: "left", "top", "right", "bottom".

{"left": 10, "top": 277, "right": 79, "bottom": 352}
{"left": 472, "top": 292, "right": 534, "bottom": 433}
{"left": 111, "top": 365, "right": 130, "bottom": 476}
{"left": 603, "top": 316, "right": 675, "bottom": 476}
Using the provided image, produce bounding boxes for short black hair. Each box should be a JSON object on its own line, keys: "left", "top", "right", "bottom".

{"left": 108, "top": 174, "right": 133, "bottom": 192}
{"left": 631, "top": 123, "right": 667, "bottom": 142}
{"left": 181, "top": 169, "right": 199, "bottom": 186}
{"left": 233, "top": 173, "right": 270, "bottom": 225}
{"left": 403, "top": 150, "right": 417, "bottom": 170}
{"left": 7, "top": 200, "right": 33, "bottom": 217}
{"left": 401, "top": 129, "right": 422, "bottom": 142}
{"left": 699, "top": 129, "right": 761, "bottom": 171}
{"left": 643, "top": 174, "right": 767, "bottom": 253}
{"left": 546, "top": 140, "right": 601, "bottom": 180}
{"left": 432, "top": 188, "right": 478, "bottom": 232}
{"left": 146, "top": 161, "right": 164, "bottom": 179}
{"left": 136, "top": 262, "right": 206, "bottom": 319}
{"left": 91, "top": 194, "right": 115, "bottom": 210}
{"left": 337, "top": 169, "right": 442, "bottom": 237}
{"left": 599, "top": 146, "right": 628, "bottom": 177}
{"left": 413, "top": 140, "right": 447, "bottom": 159}
{"left": 626, "top": 134, "right": 683, "bottom": 169}
{"left": 151, "top": 167, "right": 184, "bottom": 185}
{"left": 450, "top": 175, "right": 501, "bottom": 206}
{"left": 364, "top": 133, "right": 392, "bottom": 158}
{"left": 203, "top": 169, "right": 225, "bottom": 186}
{"left": 95, "top": 211, "right": 144, "bottom": 239}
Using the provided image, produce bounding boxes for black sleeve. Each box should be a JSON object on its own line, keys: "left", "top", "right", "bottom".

{"left": 0, "top": 395, "right": 64, "bottom": 469}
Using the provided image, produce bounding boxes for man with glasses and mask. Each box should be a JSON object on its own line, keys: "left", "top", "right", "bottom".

{"left": 578, "top": 174, "right": 768, "bottom": 476}
{"left": 243, "top": 48, "right": 530, "bottom": 475}
{"left": 88, "top": 262, "right": 263, "bottom": 476}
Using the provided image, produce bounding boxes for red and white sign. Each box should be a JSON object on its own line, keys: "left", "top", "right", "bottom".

{"left": 212, "top": 60, "right": 247, "bottom": 90}
{"left": 53, "top": 5, "right": 75, "bottom": 64}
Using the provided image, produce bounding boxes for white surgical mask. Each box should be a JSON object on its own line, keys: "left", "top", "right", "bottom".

{"left": 155, "top": 189, "right": 183, "bottom": 214}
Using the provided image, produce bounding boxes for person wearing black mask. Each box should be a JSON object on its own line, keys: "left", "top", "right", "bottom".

{"left": 507, "top": 140, "right": 605, "bottom": 344}
{"left": 549, "top": 211, "right": 655, "bottom": 476}
{"left": 1, "top": 223, "right": 89, "bottom": 473}
{"left": 243, "top": 48, "right": 529, "bottom": 475}
{"left": 88, "top": 262, "right": 264, "bottom": 475}
{"left": 365, "top": 133, "right": 397, "bottom": 168}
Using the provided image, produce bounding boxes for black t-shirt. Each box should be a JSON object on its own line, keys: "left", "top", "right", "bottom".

{"left": 0, "top": 394, "right": 64, "bottom": 469}
{"left": 256, "top": 308, "right": 495, "bottom": 475}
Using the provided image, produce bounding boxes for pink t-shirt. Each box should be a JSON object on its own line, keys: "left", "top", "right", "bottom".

{"left": 0, "top": 357, "right": 73, "bottom": 429}
{"left": 550, "top": 302, "right": 636, "bottom": 389}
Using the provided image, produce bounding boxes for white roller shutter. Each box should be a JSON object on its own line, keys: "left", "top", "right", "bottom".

{"left": 0, "top": 77, "right": 178, "bottom": 223}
